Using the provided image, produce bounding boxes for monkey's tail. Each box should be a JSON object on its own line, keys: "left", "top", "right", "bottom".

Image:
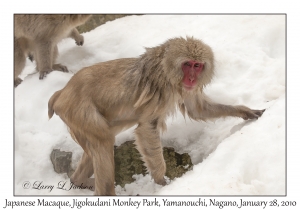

{"left": 48, "top": 90, "right": 61, "bottom": 119}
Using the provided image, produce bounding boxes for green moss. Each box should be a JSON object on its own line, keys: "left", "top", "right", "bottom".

{"left": 114, "top": 141, "right": 193, "bottom": 187}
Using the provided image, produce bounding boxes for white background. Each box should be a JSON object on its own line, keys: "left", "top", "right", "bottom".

{"left": 1, "top": 0, "right": 299, "bottom": 209}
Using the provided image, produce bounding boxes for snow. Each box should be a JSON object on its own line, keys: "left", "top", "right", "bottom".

{"left": 14, "top": 15, "right": 285, "bottom": 196}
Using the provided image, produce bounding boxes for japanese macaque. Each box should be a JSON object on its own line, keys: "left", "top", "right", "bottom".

{"left": 48, "top": 37, "right": 265, "bottom": 195}
{"left": 26, "top": 27, "right": 85, "bottom": 62}
{"left": 14, "top": 14, "right": 91, "bottom": 87}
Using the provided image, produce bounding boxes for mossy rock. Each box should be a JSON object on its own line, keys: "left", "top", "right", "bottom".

{"left": 114, "top": 141, "right": 147, "bottom": 187}
{"left": 52, "top": 140, "right": 193, "bottom": 188}
{"left": 114, "top": 140, "right": 193, "bottom": 187}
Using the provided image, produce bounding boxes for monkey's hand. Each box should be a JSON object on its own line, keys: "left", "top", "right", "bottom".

{"left": 154, "top": 177, "right": 167, "bottom": 186}
{"left": 75, "top": 34, "right": 84, "bottom": 46}
{"left": 238, "top": 106, "right": 265, "bottom": 120}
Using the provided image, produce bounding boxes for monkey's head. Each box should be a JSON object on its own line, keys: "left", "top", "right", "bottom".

{"left": 161, "top": 36, "right": 214, "bottom": 94}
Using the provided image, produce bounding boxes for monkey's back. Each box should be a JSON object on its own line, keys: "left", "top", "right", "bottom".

{"left": 49, "top": 58, "right": 141, "bottom": 122}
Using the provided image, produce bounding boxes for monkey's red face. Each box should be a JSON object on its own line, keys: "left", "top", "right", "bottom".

{"left": 181, "top": 60, "right": 204, "bottom": 91}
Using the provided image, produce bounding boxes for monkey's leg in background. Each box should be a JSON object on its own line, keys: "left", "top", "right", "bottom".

{"left": 70, "top": 151, "right": 95, "bottom": 191}
{"left": 52, "top": 45, "right": 68, "bottom": 73}
{"left": 14, "top": 38, "right": 26, "bottom": 87}
{"left": 68, "top": 28, "right": 84, "bottom": 46}
{"left": 35, "top": 40, "right": 54, "bottom": 79}
{"left": 135, "top": 122, "right": 167, "bottom": 186}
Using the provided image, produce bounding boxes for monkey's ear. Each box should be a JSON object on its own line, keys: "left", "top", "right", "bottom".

{"left": 185, "top": 35, "right": 194, "bottom": 40}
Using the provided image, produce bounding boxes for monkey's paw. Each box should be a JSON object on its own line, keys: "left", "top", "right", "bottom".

{"left": 155, "top": 178, "right": 167, "bottom": 186}
{"left": 53, "top": 64, "right": 69, "bottom": 73}
{"left": 75, "top": 35, "right": 84, "bottom": 46}
{"left": 14, "top": 77, "right": 23, "bottom": 87}
{"left": 242, "top": 109, "right": 265, "bottom": 120}
{"left": 39, "top": 70, "right": 51, "bottom": 80}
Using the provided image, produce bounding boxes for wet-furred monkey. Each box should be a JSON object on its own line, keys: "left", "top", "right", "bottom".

{"left": 14, "top": 14, "right": 91, "bottom": 87}
{"left": 48, "top": 37, "right": 265, "bottom": 195}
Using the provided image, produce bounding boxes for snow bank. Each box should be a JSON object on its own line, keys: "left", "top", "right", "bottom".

{"left": 14, "top": 15, "right": 285, "bottom": 195}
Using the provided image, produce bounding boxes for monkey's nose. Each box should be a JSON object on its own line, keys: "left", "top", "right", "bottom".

{"left": 189, "top": 77, "right": 195, "bottom": 82}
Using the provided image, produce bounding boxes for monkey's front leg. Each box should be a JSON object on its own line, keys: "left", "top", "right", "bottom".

{"left": 183, "top": 92, "right": 265, "bottom": 121}
{"left": 230, "top": 105, "right": 265, "bottom": 120}
{"left": 201, "top": 99, "right": 265, "bottom": 120}
{"left": 68, "top": 28, "right": 84, "bottom": 46}
{"left": 134, "top": 122, "right": 166, "bottom": 186}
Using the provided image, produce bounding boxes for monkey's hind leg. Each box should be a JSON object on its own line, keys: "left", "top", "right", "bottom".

{"left": 52, "top": 45, "right": 69, "bottom": 73}
{"left": 70, "top": 151, "right": 95, "bottom": 191}
{"left": 86, "top": 135, "right": 116, "bottom": 196}
{"left": 35, "top": 42, "right": 68, "bottom": 79}
{"left": 35, "top": 40, "right": 55, "bottom": 79}
{"left": 68, "top": 105, "right": 116, "bottom": 195}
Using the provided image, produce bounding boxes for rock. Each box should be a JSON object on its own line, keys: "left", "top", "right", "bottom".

{"left": 51, "top": 141, "right": 193, "bottom": 187}
{"left": 114, "top": 141, "right": 147, "bottom": 187}
{"left": 114, "top": 141, "right": 193, "bottom": 187}
{"left": 50, "top": 149, "right": 72, "bottom": 176}
{"left": 163, "top": 147, "right": 193, "bottom": 180}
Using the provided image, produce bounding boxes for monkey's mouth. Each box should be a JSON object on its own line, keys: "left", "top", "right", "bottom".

{"left": 183, "top": 84, "right": 196, "bottom": 91}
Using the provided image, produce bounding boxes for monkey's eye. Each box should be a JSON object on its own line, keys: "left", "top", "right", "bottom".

{"left": 184, "top": 62, "right": 192, "bottom": 67}
{"left": 194, "top": 63, "right": 203, "bottom": 71}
